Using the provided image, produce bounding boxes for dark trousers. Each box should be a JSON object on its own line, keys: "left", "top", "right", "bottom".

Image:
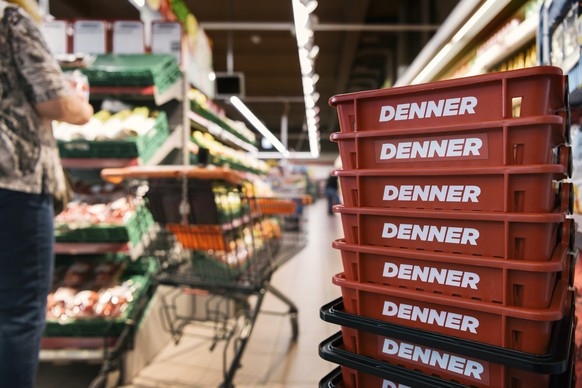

{"left": 325, "top": 187, "right": 340, "bottom": 214}
{"left": 0, "top": 188, "right": 53, "bottom": 388}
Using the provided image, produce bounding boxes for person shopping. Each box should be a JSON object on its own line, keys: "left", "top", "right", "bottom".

{"left": 0, "top": 1, "right": 93, "bottom": 386}
{"left": 325, "top": 174, "right": 340, "bottom": 214}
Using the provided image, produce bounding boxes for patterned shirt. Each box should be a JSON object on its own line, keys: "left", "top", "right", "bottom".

{"left": 0, "top": 2, "right": 70, "bottom": 195}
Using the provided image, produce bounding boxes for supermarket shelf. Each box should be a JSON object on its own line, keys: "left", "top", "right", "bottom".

{"left": 189, "top": 110, "right": 258, "bottom": 153}
{"left": 143, "top": 126, "right": 185, "bottom": 166}
{"left": 55, "top": 242, "right": 131, "bottom": 254}
{"left": 40, "top": 348, "right": 106, "bottom": 363}
{"left": 467, "top": 16, "right": 537, "bottom": 75}
{"left": 54, "top": 237, "right": 146, "bottom": 261}
{"left": 396, "top": 1, "right": 536, "bottom": 85}
{"left": 90, "top": 78, "right": 183, "bottom": 105}
{"left": 60, "top": 158, "right": 140, "bottom": 169}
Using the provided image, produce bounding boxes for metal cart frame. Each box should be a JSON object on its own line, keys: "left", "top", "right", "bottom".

{"left": 101, "top": 165, "right": 307, "bottom": 387}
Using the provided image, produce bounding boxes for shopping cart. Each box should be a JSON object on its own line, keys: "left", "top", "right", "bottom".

{"left": 101, "top": 165, "right": 307, "bottom": 387}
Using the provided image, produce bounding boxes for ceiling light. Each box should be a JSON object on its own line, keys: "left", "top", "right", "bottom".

{"left": 308, "top": 45, "right": 320, "bottom": 59}
{"left": 308, "top": 130, "right": 319, "bottom": 157}
{"left": 452, "top": 0, "right": 500, "bottom": 43}
{"left": 302, "top": 76, "right": 315, "bottom": 94}
{"left": 292, "top": 0, "right": 320, "bottom": 157}
{"left": 406, "top": 0, "right": 510, "bottom": 85}
{"left": 257, "top": 151, "right": 319, "bottom": 159}
{"left": 230, "top": 96, "right": 290, "bottom": 157}
{"left": 305, "top": 0, "right": 318, "bottom": 14}
{"left": 411, "top": 43, "right": 452, "bottom": 84}
{"left": 129, "top": 0, "right": 145, "bottom": 8}
{"left": 311, "top": 73, "right": 319, "bottom": 84}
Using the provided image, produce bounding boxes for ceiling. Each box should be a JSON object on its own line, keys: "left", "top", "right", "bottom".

{"left": 48, "top": 0, "right": 460, "bottom": 158}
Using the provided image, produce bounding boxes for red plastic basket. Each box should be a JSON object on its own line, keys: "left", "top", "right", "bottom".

{"left": 332, "top": 239, "right": 573, "bottom": 309}
{"left": 335, "top": 205, "right": 570, "bottom": 260}
{"left": 333, "top": 273, "right": 571, "bottom": 354}
{"left": 329, "top": 66, "right": 566, "bottom": 133}
{"left": 339, "top": 367, "right": 400, "bottom": 388}
{"left": 331, "top": 116, "right": 567, "bottom": 170}
{"left": 340, "top": 328, "right": 561, "bottom": 388}
{"left": 336, "top": 165, "right": 570, "bottom": 213}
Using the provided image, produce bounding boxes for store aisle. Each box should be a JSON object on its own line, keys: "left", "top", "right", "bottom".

{"left": 124, "top": 198, "right": 344, "bottom": 388}
{"left": 37, "top": 199, "right": 344, "bottom": 388}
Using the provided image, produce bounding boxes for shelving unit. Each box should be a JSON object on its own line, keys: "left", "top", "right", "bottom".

{"left": 42, "top": 58, "right": 191, "bottom": 386}
{"left": 396, "top": 0, "right": 541, "bottom": 85}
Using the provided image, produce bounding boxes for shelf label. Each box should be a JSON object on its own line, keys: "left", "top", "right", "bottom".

{"left": 112, "top": 21, "right": 145, "bottom": 54}
{"left": 151, "top": 21, "right": 182, "bottom": 61}
{"left": 73, "top": 20, "right": 107, "bottom": 54}
{"left": 41, "top": 20, "right": 68, "bottom": 54}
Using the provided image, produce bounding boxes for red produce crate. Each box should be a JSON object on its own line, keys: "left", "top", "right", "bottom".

{"left": 333, "top": 273, "right": 571, "bottom": 354}
{"left": 329, "top": 66, "right": 566, "bottom": 133}
{"left": 335, "top": 205, "right": 570, "bottom": 260}
{"left": 332, "top": 239, "right": 573, "bottom": 308}
{"left": 340, "top": 328, "right": 564, "bottom": 388}
{"left": 331, "top": 116, "right": 568, "bottom": 170}
{"left": 336, "top": 165, "right": 570, "bottom": 213}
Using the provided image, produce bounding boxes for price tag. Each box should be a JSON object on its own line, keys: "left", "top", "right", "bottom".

{"left": 41, "top": 20, "right": 68, "bottom": 54}
{"left": 112, "top": 21, "right": 145, "bottom": 54}
{"left": 73, "top": 20, "right": 107, "bottom": 54}
{"left": 151, "top": 21, "right": 182, "bottom": 61}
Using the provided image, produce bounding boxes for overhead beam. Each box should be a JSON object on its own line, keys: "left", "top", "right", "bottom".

{"left": 200, "top": 22, "right": 440, "bottom": 32}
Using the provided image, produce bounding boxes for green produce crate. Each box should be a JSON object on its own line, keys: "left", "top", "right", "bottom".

{"left": 190, "top": 100, "right": 258, "bottom": 146}
{"left": 80, "top": 54, "right": 181, "bottom": 94}
{"left": 58, "top": 112, "right": 170, "bottom": 163}
{"left": 44, "top": 256, "right": 158, "bottom": 338}
{"left": 55, "top": 205, "right": 154, "bottom": 247}
{"left": 190, "top": 250, "right": 249, "bottom": 281}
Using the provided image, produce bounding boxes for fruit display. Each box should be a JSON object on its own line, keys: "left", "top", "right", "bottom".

{"left": 46, "top": 259, "right": 144, "bottom": 321}
{"left": 193, "top": 217, "right": 282, "bottom": 269}
{"left": 53, "top": 189, "right": 154, "bottom": 247}
{"left": 189, "top": 88, "right": 258, "bottom": 145}
{"left": 53, "top": 107, "right": 159, "bottom": 142}
{"left": 192, "top": 131, "right": 269, "bottom": 174}
{"left": 214, "top": 185, "right": 243, "bottom": 220}
{"left": 54, "top": 195, "right": 138, "bottom": 230}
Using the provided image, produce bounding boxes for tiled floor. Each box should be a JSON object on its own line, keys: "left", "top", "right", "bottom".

{"left": 37, "top": 199, "right": 345, "bottom": 387}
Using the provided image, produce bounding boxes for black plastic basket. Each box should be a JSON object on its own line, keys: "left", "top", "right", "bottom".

{"left": 318, "top": 331, "right": 576, "bottom": 388}
{"left": 320, "top": 297, "right": 574, "bottom": 374}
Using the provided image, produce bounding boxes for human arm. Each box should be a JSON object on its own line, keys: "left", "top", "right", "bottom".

{"left": 35, "top": 94, "right": 94, "bottom": 125}
{"left": 8, "top": 6, "right": 93, "bottom": 125}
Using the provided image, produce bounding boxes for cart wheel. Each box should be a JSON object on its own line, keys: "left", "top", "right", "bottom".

{"left": 290, "top": 312, "right": 299, "bottom": 341}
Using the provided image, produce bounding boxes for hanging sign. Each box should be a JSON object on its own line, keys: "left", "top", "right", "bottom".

{"left": 41, "top": 20, "right": 68, "bottom": 54}
{"left": 151, "top": 21, "right": 182, "bottom": 61}
{"left": 73, "top": 20, "right": 107, "bottom": 54}
{"left": 112, "top": 20, "right": 145, "bottom": 54}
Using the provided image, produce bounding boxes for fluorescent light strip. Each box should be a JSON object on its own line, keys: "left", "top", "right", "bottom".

{"left": 411, "top": 43, "right": 452, "bottom": 84}
{"left": 410, "top": 0, "right": 511, "bottom": 85}
{"left": 452, "top": 0, "right": 500, "bottom": 43}
{"left": 258, "top": 151, "right": 319, "bottom": 159}
{"left": 292, "top": 0, "right": 320, "bottom": 157}
{"left": 229, "top": 96, "right": 290, "bottom": 158}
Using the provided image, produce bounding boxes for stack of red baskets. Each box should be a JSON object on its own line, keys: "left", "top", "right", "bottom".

{"left": 319, "top": 66, "right": 577, "bottom": 388}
